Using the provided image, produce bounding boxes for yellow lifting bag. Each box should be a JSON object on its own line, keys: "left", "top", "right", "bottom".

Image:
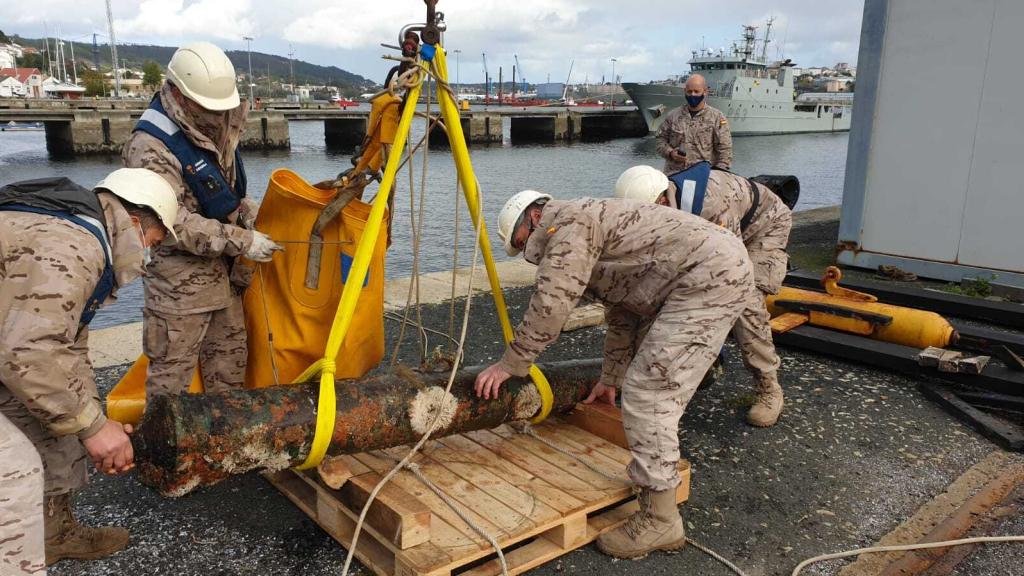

{"left": 243, "top": 169, "right": 388, "bottom": 388}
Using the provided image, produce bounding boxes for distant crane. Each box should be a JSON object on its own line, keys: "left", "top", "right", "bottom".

{"left": 514, "top": 54, "right": 526, "bottom": 95}
{"left": 561, "top": 59, "right": 574, "bottom": 103}
{"left": 481, "top": 52, "right": 490, "bottom": 104}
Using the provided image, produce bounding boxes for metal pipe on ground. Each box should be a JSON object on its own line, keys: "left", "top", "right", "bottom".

{"left": 134, "top": 359, "right": 601, "bottom": 497}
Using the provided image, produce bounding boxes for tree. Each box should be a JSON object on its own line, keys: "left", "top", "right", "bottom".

{"left": 0, "top": 30, "right": 10, "bottom": 44}
{"left": 82, "top": 69, "right": 106, "bottom": 97}
{"left": 142, "top": 60, "right": 162, "bottom": 89}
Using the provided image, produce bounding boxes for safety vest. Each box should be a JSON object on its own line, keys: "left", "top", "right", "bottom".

{"left": 667, "top": 161, "right": 712, "bottom": 216}
{"left": 668, "top": 163, "right": 763, "bottom": 233}
{"left": 0, "top": 177, "right": 115, "bottom": 326}
{"left": 133, "top": 96, "right": 246, "bottom": 222}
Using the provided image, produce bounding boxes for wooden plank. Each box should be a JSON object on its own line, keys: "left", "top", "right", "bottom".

{"left": 488, "top": 426, "right": 627, "bottom": 491}
{"left": 465, "top": 429, "right": 612, "bottom": 498}
{"left": 544, "top": 420, "right": 632, "bottom": 466}
{"left": 301, "top": 469, "right": 432, "bottom": 550}
{"left": 263, "top": 470, "right": 397, "bottom": 576}
{"left": 563, "top": 403, "right": 628, "bottom": 449}
{"left": 541, "top": 511, "right": 588, "bottom": 549}
{"left": 435, "top": 435, "right": 586, "bottom": 515}
{"left": 770, "top": 312, "right": 810, "bottom": 333}
{"left": 351, "top": 451, "right": 489, "bottom": 553}
{"left": 380, "top": 446, "right": 533, "bottom": 537}
{"left": 420, "top": 441, "right": 567, "bottom": 527}
{"left": 519, "top": 424, "right": 632, "bottom": 481}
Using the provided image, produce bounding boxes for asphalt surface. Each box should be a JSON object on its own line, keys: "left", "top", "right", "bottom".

{"left": 52, "top": 217, "right": 1023, "bottom": 576}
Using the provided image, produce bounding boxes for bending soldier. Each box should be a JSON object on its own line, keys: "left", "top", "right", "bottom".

{"left": 0, "top": 169, "right": 178, "bottom": 569}
{"left": 475, "top": 191, "right": 758, "bottom": 559}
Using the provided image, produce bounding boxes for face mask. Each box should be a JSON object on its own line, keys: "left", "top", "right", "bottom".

{"left": 685, "top": 94, "right": 705, "bottom": 108}
{"left": 135, "top": 223, "right": 152, "bottom": 267}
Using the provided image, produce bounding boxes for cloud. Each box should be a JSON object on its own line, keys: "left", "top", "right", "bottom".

{"left": 3, "top": 0, "right": 866, "bottom": 83}
{"left": 115, "top": 0, "right": 256, "bottom": 41}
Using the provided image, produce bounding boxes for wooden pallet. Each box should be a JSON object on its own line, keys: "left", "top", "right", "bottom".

{"left": 264, "top": 404, "right": 691, "bottom": 576}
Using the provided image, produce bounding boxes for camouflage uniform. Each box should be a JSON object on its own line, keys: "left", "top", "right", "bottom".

{"left": 499, "top": 199, "right": 756, "bottom": 490}
{"left": 122, "top": 82, "right": 255, "bottom": 397}
{"left": 0, "top": 414, "right": 46, "bottom": 574}
{"left": 655, "top": 104, "right": 733, "bottom": 173}
{"left": 698, "top": 170, "right": 792, "bottom": 387}
{"left": 0, "top": 193, "right": 145, "bottom": 572}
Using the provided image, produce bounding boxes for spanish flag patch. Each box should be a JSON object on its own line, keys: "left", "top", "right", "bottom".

{"left": 720, "top": 119, "right": 728, "bottom": 126}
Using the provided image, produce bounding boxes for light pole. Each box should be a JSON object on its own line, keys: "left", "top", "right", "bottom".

{"left": 610, "top": 58, "right": 617, "bottom": 108}
{"left": 453, "top": 49, "right": 461, "bottom": 96}
{"left": 243, "top": 36, "right": 255, "bottom": 103}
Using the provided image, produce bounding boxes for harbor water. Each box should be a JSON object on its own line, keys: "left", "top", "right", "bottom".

{"left": 0, "top": 119, "right": 849, "bottom": 328}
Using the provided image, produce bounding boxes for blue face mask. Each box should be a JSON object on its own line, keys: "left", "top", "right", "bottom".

{"left": 135, "top": 223, "right": 152, "bottom": 268}
{"left": 685, "top": 94, "right": 705, "bottom": 108}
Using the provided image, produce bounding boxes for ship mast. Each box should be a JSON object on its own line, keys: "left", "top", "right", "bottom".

{"left": 760, "top": 17, "right": 774, "bottom": 62}
{"left": 741, "top": 25, "right": 757, "bottom": 61}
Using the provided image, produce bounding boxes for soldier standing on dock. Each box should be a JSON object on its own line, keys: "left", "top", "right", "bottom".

{"left": 122, "top": 42, "right": 283, "bottom": 401}
{"left": 0, "top": 169, "right": 177, "bottom": 569}
{"left": 615, "top": 164, "right": 795, "bottom": 427}
{"left": 474, "top": 191, "right": 758, "bottom": 559}
{"left": 655, "top": 74, "right": 733, "bottom": 173}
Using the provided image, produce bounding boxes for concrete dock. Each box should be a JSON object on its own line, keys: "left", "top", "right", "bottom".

{"left": 59, "top": 206, "right": 1024, "bottom": 576}
{"left": 0, "top": 97, "right": 648, "bottom": 155}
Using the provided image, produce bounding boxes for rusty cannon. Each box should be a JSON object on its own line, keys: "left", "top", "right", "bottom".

{"left": 133, "top": 359, "right": 602, "bottom": 496}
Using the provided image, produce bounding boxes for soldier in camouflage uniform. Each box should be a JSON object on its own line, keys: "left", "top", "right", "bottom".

{"left": 122, "top": 43, "right": 282, "bottom": 399}
{"left": 615, "top": 165, "right": 793, "bottom": 426}
{"left": 476, "top": 192, "right": 758, "bottom": 559}
{"left": 0, "top": 169, "right": 178, "bottom": 569}
{"left": 655, "top": 74, "right": 733, "bottom": 173}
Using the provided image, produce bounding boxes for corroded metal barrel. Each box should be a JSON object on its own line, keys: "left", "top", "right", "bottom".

{"left": 134, "top": 360, "right": 601, "bottom": 496}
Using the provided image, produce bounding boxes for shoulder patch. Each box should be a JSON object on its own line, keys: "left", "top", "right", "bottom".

{"left": 719, "top": 119, "right": 728, "bottom": 126}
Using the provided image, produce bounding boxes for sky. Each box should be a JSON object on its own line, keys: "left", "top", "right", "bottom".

{"left": 6, "top": 0, "right": 865, "bottom": 85}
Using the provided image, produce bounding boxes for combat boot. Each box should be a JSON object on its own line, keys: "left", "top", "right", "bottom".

{"left": 747, "top": 372, "right": 784, "bottom": 427}
{"left": 44, "top": 492, "right": 129, "bottom": 565}
{"left": 596, "top": 487, "right": 685, "bottom": 559}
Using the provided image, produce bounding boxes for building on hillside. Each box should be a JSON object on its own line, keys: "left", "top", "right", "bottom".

{"left": 823, "top": 77, "right": 855, "bottom": 92}
{"left": 43, "top": 80, "right": 85, "bottom": 99}
{"left": 0, "top": 68, "right": 44, "bottom": 97}
{"left": 0, "top": 75, "right": 24, "bottom": 97}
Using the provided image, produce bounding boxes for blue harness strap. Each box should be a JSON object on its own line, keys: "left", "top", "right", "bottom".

{"left": 0, "top": 205, "right": 115, "bottom": 326}
{"left": 134, "top": 96, "right": 245, "bottom": 222}
{"left": 667, "top": 161, "right": 712, "bottom": 216}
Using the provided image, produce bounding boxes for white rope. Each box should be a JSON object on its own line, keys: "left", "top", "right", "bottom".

{"left": 339, "top": 63, "right": 506, "bottom": 574}
{"left": 790, "top": 535, "right": 1024, "bottom": 576}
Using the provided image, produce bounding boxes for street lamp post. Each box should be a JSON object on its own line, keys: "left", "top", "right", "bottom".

{"left": 243, "top": 36, "right": 255, "bottom": 104}
{"left": 610, "top": 58, "right": 617, "bottom": 108}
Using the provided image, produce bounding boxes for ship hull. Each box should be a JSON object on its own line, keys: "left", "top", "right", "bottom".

{"left": 622, "top": 82, "right": 852, "bottom": 135}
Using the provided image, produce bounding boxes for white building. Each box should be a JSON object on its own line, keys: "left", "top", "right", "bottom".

{"left": 0, "top": 75, "right": 24, "bottom": 97}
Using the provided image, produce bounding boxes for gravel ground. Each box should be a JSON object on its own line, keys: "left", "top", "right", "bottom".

{"left": 50, "top": 215, "right": 1024, "bottom": 576}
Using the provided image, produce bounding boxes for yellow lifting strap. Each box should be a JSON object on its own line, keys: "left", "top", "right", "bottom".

{"left": 295, "top": 46, "right": 552, "bottom": 471}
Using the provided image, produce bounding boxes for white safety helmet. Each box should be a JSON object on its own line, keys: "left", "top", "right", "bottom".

{"left": 497, "top": 190, "right": 552, "bottom": 256}
{"left": 614, "top": 165, "right": 669, "bottom": 203}
{"left": 165, "top": 42, "right": 240, "bottom": 111}
{"left": 94, "top": 168, "right": 179, "bottom": 243}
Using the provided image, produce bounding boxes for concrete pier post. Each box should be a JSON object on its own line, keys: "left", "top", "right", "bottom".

{"left": 428, "top": 116, "right": 471, "bottom": 148}
{"left": 241, "top": 111, "right": 290, "bottom": 150}
{"left": 324, "top": 117, "right": 367, "bottom": 150}
{"left": 467, "top": 112, "right": 502, "bottom": 144}
{"left": 575, "top": 110, "right": 648, "bottom": 140}
{"left": 63, "top": 111, "right": 134, "bottom": 154}
{"left": 43, "top": 121, "right": 75, "bottom": 157}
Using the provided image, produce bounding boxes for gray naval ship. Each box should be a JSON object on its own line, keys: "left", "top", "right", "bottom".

{"left": 623, "top": 22, "right": 853, "bottom": 135}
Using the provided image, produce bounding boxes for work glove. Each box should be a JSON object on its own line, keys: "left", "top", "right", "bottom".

{"left": 245, "top": 230, "right": 284, "bottom": 262}
{"left": 237, "top": 198, "right": 260, "bottom": 230}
